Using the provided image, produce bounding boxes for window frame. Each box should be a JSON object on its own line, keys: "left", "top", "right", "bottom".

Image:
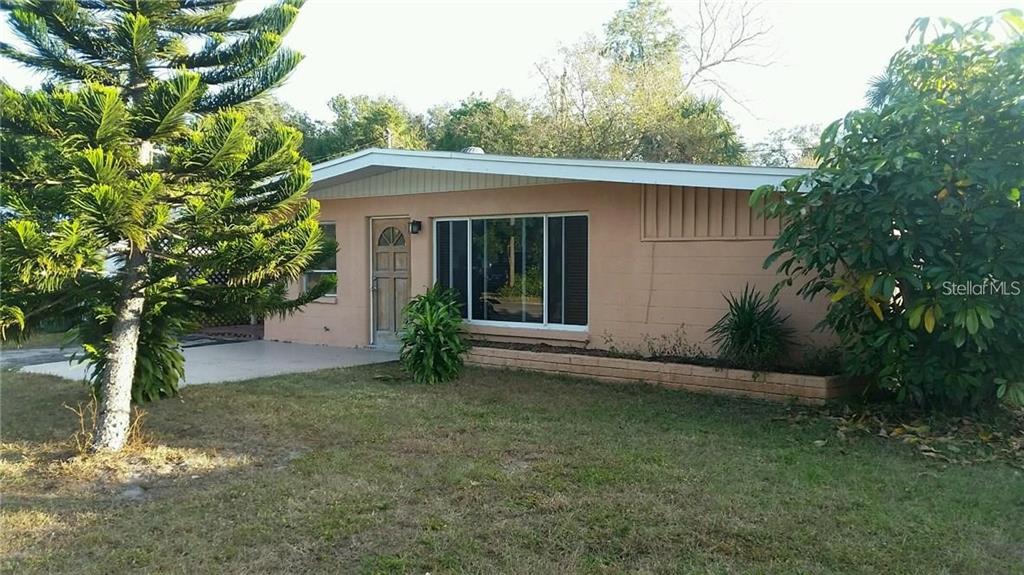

{"left": 433, "top": 212, "right": 589, "bottom": 332}
{"left": 304, "top": 221, "right": 338, "bottom": 298}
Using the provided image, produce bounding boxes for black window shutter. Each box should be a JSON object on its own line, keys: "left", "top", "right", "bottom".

{"left": 471, "top": 219, "right": 486, "bottom": 320}
{"left": 436, "top": 221, "right": 450, "bottom": 289}
{"left": 451, "top": 220, "right": 469, "bottom": 318}
{"left": 563, "top": 216, "right": 588, "bottom": 326}
{"left": 546, "top": 217, "right": 564, "bottom": 324}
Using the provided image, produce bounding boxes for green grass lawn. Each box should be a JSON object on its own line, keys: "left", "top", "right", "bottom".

{"left": 0, "top": 331, "right": 70, "bottom": 350}
{"left": 2, "top": 364, "right": 1021, "bottom": 574}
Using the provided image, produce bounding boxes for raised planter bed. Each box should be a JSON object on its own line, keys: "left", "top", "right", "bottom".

{"left": 465, "top": 346, "right": 863, "bottom": 405}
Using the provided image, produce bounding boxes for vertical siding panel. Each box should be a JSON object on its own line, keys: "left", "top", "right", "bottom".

{"left": 670, "top": 186, "right": 683, "bottom": 238}
{"left": 723, "top": 189, "right": 737, "bottom": 236}
{"left": 657, "top": 185, "right": 670, "bottom": 239}
{"left": 358, "top": 173, "right": 368, "bottom": 196}
{"left": 709, "top": 188, "right": 723, "bottom": 237}
{"left": 683, "top": 187, "right": 696, "bottom": 238}
{"left": 643, "top": 185, "right": 656, "bottom": 239}
{"left": 765, "top": 210, "right": 781, "bottom": 236}
{"left": 749, "top": 194, "right": 766, "bottom": 237}
{"left": 737, "top": 190, "right": 751, "bottom": 237}
{"left": 760, "top": 196, "right": 770, "bottom": 236}
{"left": 695, "top": 187, "right": 709, "bottom": 237}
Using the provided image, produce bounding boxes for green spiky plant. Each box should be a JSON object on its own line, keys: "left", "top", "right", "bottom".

{"left": 0, "top": 0, "right": 335, "bottom": 451}
{"left": 708, "top": 285, "right": 795, "bottom": 370}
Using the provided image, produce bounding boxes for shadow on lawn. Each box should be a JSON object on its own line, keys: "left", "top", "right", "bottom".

{"left": 4, "top": 365, "right": 1022, "bottom": 574}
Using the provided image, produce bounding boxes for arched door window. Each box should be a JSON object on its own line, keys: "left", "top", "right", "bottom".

{"left": 378, "top": 226, "right": 405, "bottom": 246}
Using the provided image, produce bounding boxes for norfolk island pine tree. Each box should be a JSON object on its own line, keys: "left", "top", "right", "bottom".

{"left": 0, "top": 0, "right": 335, "bottom": 451}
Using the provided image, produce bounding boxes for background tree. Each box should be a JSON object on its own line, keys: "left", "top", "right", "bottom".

{"left": 1, "top": 0, "right": 333, "bottom": 451}
{"left": 632, "top": 96, "right": 745, "bottom": 164}
{"left": 602, "top": 0, "right": 682, "bottom": 66}
{"left": 534, "top": 0, "right": 749, "bottom": 164}
{"left": 284, "top": 0, "right": 763, "bottom": 165}
{"left": 749, "top": 124, "right": 821, "bottom": 167}
{"left": 679, "top": 0, "right": 771, "bottom": 97}
{"left": 752, "top": 11, "right": 1024, "bottom": 410}
{"left": 426, "top": 92, "right": 534, "bottom": 155}
{"left": 295, "top": 94, "right": 426, "bottom": 162}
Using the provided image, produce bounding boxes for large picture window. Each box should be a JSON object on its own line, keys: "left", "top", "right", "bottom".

{"left": 435, "top": 214, "right": 588, "bottom": 328}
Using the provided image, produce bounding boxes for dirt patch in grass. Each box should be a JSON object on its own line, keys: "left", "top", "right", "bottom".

{"left": 2, "top": 367, "right": 1022, "bottom": 574}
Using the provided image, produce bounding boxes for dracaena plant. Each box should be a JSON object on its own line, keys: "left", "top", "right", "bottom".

{"left": 708, "top": 285, "right": 795, "bottom": 371}
{"left": 0, "top": 0, "right": 336, "bottom": 451}
{"left": 399, "top": 285, "right": 469, "bottom": 385}
{"left": 751, "top": 11, "right": 1024, "bottom": 411}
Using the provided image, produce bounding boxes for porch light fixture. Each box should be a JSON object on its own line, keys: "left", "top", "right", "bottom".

{"left": 409, "top": 219, "right": 422, "bottom": 234}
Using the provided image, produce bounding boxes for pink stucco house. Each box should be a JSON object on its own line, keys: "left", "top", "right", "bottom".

{"left": 266, "top": 148, "right": 827, "bottom": 354}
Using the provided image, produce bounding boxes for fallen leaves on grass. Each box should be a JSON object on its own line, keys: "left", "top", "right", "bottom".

{"left": 827, "top": 407, "right": 1024, "bottom": 468}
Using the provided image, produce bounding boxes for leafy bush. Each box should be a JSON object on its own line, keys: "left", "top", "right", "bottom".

{"left": 400, "top": 285, "right": 469, "bottom": 384}
{"left": 795, "top": 345, "right": 842, "bottom": 377}
{"left": 752, "top": 12, "right": 1024, "bottom": 410}
{"left": 78, "top": 288, "right": 194, "bottom": 403}
{"left": 708, "top": 286, "right": 795, "bottom": 370}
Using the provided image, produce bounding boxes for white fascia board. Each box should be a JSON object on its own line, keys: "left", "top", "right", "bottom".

{"left": 311, "top": 149, "right": 809, "bottom": 191}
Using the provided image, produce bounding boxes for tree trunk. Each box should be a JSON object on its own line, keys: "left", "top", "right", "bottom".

{"left": 92, "top": 251, "right": 146, "bottom": 452}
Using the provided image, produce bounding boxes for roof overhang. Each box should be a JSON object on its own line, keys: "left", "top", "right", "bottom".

{"left": 311, "top": 148, "right": 808, "bottom": 192}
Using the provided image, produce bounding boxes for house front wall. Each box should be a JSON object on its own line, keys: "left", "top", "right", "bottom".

{"left": 265, "top": 181, "right": 830, "bottom": 352}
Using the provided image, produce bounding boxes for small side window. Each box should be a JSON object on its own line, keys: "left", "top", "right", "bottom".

{"left": 304, "top": 222, "right": 337, "bottom": 297}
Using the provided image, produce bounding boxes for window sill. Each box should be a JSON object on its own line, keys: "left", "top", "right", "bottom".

{"left": 462, "top": 323, "right": 589, "bottom": 343}
{"left": 311, "top": 296, "right": 338, "bottom": 304}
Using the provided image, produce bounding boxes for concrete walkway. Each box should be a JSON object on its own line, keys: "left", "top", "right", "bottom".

{"left": 20, "top": 341, "right": 398, "bottom": 386}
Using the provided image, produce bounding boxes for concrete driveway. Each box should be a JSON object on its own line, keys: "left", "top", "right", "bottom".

{"left": 19, "top": 341, "right": 398, "bottom": 386}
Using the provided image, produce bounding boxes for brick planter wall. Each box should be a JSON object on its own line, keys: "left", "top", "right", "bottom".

{"left": 466, "top": 347, "right": 863, "bottom": 405}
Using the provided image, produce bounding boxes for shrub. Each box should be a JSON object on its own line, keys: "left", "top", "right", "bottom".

{"left": 795, "top": 345, "right": 842, "bottom": 377}
{"left": 708, "top": 286, "right": 795, "bottom": 370}
{"left": 752, "top": 12, "right": 1024, "bottom": 410}
{"left": 77, "top": 289, "right": 193, "bottom": 403}
{"left": 400, "top": 285, "right": 469, "bottom": 384}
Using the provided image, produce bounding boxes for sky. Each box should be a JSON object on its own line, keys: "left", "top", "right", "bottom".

{"left": 1, "top": 0, "right": 1018, "bottom": 145}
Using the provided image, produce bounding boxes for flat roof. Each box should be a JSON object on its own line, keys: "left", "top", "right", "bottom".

{"left": 311, "top": 148, "right": 808, "bottom": 191}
